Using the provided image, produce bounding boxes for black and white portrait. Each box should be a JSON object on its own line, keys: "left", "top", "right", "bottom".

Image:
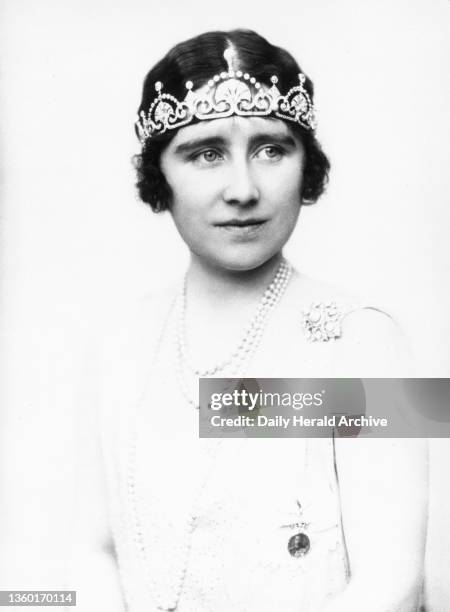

{"left": 1, "top": 2, "right": 449, "bottom": 611}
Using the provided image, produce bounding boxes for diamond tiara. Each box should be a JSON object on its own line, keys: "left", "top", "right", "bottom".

{"left": 136, "top": 50, "right": 317, "bottom": 144}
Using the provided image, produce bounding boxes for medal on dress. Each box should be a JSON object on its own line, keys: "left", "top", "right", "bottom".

{"left": 282, "top": 500, "right": 311, "bottom": 558}
{"left": 287, "top": 531, "right": 310, "bottom": 557}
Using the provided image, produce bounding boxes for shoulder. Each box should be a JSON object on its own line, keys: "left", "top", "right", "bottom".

{"left": 98, "top": 285, "right": 177, "bottom": 357}
{"left": 101, "top": 285, "right": 176, "bottom": 336}
{"left": 289, "top": 271, "right": 414, "bottom": 376}
{"left": 333, "top": 307, "right": 414, "bottom": 376}
{"left": 95, "top": 285, "right": 177, "bottom": 416}
{"left": 289, "top": 271, "right": 357, "bottom": 305}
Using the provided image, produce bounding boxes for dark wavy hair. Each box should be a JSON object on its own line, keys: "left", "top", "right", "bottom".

{"left": 134, "top": 29, "right": 330, "bottom": 212}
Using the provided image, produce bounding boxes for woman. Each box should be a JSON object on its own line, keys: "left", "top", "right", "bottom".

{"left": 83, "top": 30, "right": 427, "bottom": 612}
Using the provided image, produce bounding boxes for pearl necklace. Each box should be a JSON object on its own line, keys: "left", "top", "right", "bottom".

{"left": 175, "top": 260, "right": 292, "bottom": 408}
{"left": 128, "top": 261, "right": 292, "bottom": 611}
{"left": 128, "top": 433, "right": 223, "bottom": 612}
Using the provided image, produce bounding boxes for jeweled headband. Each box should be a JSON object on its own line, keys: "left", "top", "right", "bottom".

{"left": 136, "top": 47, "right": 317, "bottom": 145}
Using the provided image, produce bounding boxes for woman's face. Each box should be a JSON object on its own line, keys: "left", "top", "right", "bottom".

{"left": 160, "top": 115, "right": 305, "bottom": 271}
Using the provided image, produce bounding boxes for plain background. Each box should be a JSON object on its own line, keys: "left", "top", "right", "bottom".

{"left": 0, "top": 0, "right": 449, "bottom": 609}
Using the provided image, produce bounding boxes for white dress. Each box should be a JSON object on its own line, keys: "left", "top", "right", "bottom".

{"left": 98, "top": 273, "right": 410, "bottom": 611}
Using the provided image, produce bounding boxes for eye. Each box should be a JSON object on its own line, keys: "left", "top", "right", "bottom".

{"left": 201, "top": 150, "right": 220, "bottom": 163}
{"left": 192, "top": 149, "right": 223, "bottom": 165}
{"left": 255, "top": 145, "right": 285, "bottom": 161}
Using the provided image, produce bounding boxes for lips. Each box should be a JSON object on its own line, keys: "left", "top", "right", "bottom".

{"left": 214, "top": 218, "right": 267, "bottom": 239}
{"left": 215, "top": 218, "right": 267, "bottom": 227}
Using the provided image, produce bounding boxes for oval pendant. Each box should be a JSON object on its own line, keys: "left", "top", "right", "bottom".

{"left": 287, "top": 531, "right": 310, "bottom": 557}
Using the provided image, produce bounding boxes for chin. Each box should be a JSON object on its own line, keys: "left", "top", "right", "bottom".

{"left": 207, "top": 248, "right": 282, "bottom": 273}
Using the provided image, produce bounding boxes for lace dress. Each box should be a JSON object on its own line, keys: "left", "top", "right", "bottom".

{"left": 99, "top": 281, "right": 401, "bottom": 611}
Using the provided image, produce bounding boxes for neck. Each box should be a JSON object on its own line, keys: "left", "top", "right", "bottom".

{"left": 180, "top": 252, "right": 290, "bottom": 372}
{"left": 185, "top": 253, "right": 285, "bottom": 307}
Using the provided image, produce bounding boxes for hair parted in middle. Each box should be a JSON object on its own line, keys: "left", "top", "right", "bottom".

{"left": 133, "top": 29, "right": 330, "bottom": 212}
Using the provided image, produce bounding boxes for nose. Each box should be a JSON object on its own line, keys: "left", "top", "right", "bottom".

{"left": 222, "top": 159, "right": 259, "bottom": 206}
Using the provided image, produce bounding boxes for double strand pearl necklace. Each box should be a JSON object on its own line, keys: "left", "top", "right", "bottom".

{"left": 175, "top": 259, "right": 292, "bottom": 408}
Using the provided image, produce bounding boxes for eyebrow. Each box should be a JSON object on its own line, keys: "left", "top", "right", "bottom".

{"left": 173, "top": 132, "right": 298, "bottom": 155}
{"left": 174, "top": 136, "right": 226, "bottom": 155}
